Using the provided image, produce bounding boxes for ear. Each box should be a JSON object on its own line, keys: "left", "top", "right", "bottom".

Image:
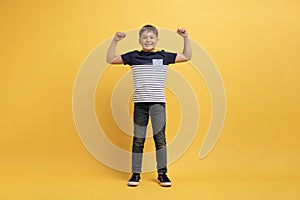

{"left": 138, "top": 38, "right": 142, "bottom": 45}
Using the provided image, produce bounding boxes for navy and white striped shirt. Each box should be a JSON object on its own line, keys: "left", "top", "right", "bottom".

{"left": 121, "top": 50, "right": 177, "bottom": 102}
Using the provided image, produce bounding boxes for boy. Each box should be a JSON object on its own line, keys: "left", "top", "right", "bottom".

{"left": 106, "top": 25, "right": 191, "bottom": 187}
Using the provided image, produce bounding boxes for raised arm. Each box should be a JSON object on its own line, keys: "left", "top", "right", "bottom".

{"left": 175, "top": 28, "right": 192, "bottom": 63}
{"left": 106, "top": 32, "right": 126, "bottom": 64}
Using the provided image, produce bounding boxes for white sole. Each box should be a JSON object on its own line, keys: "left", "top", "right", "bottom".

{"left": 128, "top": 181, "right": 140, "bottom": 186}
{"left": 157, "top": 180, "right": 172, "bottom": 187}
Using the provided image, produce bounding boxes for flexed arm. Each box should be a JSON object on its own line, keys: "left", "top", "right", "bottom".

{"left": 175, "top": 28, "right": 192, "bottom": 63}
{"left": 106, "top": 32, "right": 126, "bottom": 64}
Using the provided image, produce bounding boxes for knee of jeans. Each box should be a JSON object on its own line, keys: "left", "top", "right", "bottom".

{"left": 154, "top": 139, "right": 166, "bottom": 150}
{"left": 153, "top": 131, "right": 166, "bottom": 149}
{"left": 133, "top": 137, "right": 145, "bottom": 147}
{"left": 156, "top": 143, "right": 166, "bottom": 150}
{"left": 132, "top": 137, "right": 145, "bottom": 153}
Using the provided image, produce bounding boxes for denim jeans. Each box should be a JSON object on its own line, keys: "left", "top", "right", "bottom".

{"left": 132, "top": 102, "right": 167, "bottom": 173}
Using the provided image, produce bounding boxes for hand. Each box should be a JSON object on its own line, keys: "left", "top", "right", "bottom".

{"left": 177, "top": 28, "right": 188, "bottom": 38}
{"left": 114, "top": 32, "right": 126, "bottom": 41}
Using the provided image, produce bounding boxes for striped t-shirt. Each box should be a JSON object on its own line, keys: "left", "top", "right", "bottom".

{"left": 121, "top": 50, "right": 177, "bottom": 102}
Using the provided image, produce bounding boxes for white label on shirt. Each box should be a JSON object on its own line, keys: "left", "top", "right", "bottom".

{"left": 152, "top": 59, "right": 163, "bottom": 66}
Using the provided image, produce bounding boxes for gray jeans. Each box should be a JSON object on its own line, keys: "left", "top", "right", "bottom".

{"left": 132, "top": 102, "right": 167, "bottom": 173}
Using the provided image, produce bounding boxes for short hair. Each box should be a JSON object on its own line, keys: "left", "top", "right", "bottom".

{"left": 139, "top": 24, "right": 158, "bottom": 37}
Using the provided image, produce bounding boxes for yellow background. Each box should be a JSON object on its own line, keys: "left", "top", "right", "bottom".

{"left": 1, "top": 0, "right": 300, "bottom": 199}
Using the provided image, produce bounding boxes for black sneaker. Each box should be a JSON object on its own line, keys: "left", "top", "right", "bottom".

{"left": 128, "top": 173, "right": 141, "bottom": 187}
{"left": 157, "top": 173, "right": 172, "bottom": 187}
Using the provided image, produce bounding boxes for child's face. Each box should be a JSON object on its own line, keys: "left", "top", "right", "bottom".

{"left": 138, "top": 31, "right": 159, "bottom": 52}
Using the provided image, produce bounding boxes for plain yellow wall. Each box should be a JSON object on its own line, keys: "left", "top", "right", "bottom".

{"left": 1, "top": 0, "right": 300, "bottom": 199}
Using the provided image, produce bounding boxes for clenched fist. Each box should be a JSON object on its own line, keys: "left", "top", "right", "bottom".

{"left": 177, "top": 28, "right": 188, "bottom": 38}
{"left": 114, "top": 32, "right": 126, "bottom": 41}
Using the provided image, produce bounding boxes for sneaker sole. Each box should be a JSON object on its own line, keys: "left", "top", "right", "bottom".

{"left": 128, "top": 181, "right": 140, "bottom": 187}
{"left": 157, "top": 180, "right": 172, "bottom": 187}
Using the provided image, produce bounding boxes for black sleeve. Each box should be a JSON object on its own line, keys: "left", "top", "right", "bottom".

{"left": 163, "top": 51, "right": 177, "bottom": 65}
{"left": 121, "top": 51, "right": 137, "bottom": 66}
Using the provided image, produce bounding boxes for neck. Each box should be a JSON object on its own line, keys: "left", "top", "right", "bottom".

{"left": 142, "top": 49, "right": 155, "bottom": 52}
